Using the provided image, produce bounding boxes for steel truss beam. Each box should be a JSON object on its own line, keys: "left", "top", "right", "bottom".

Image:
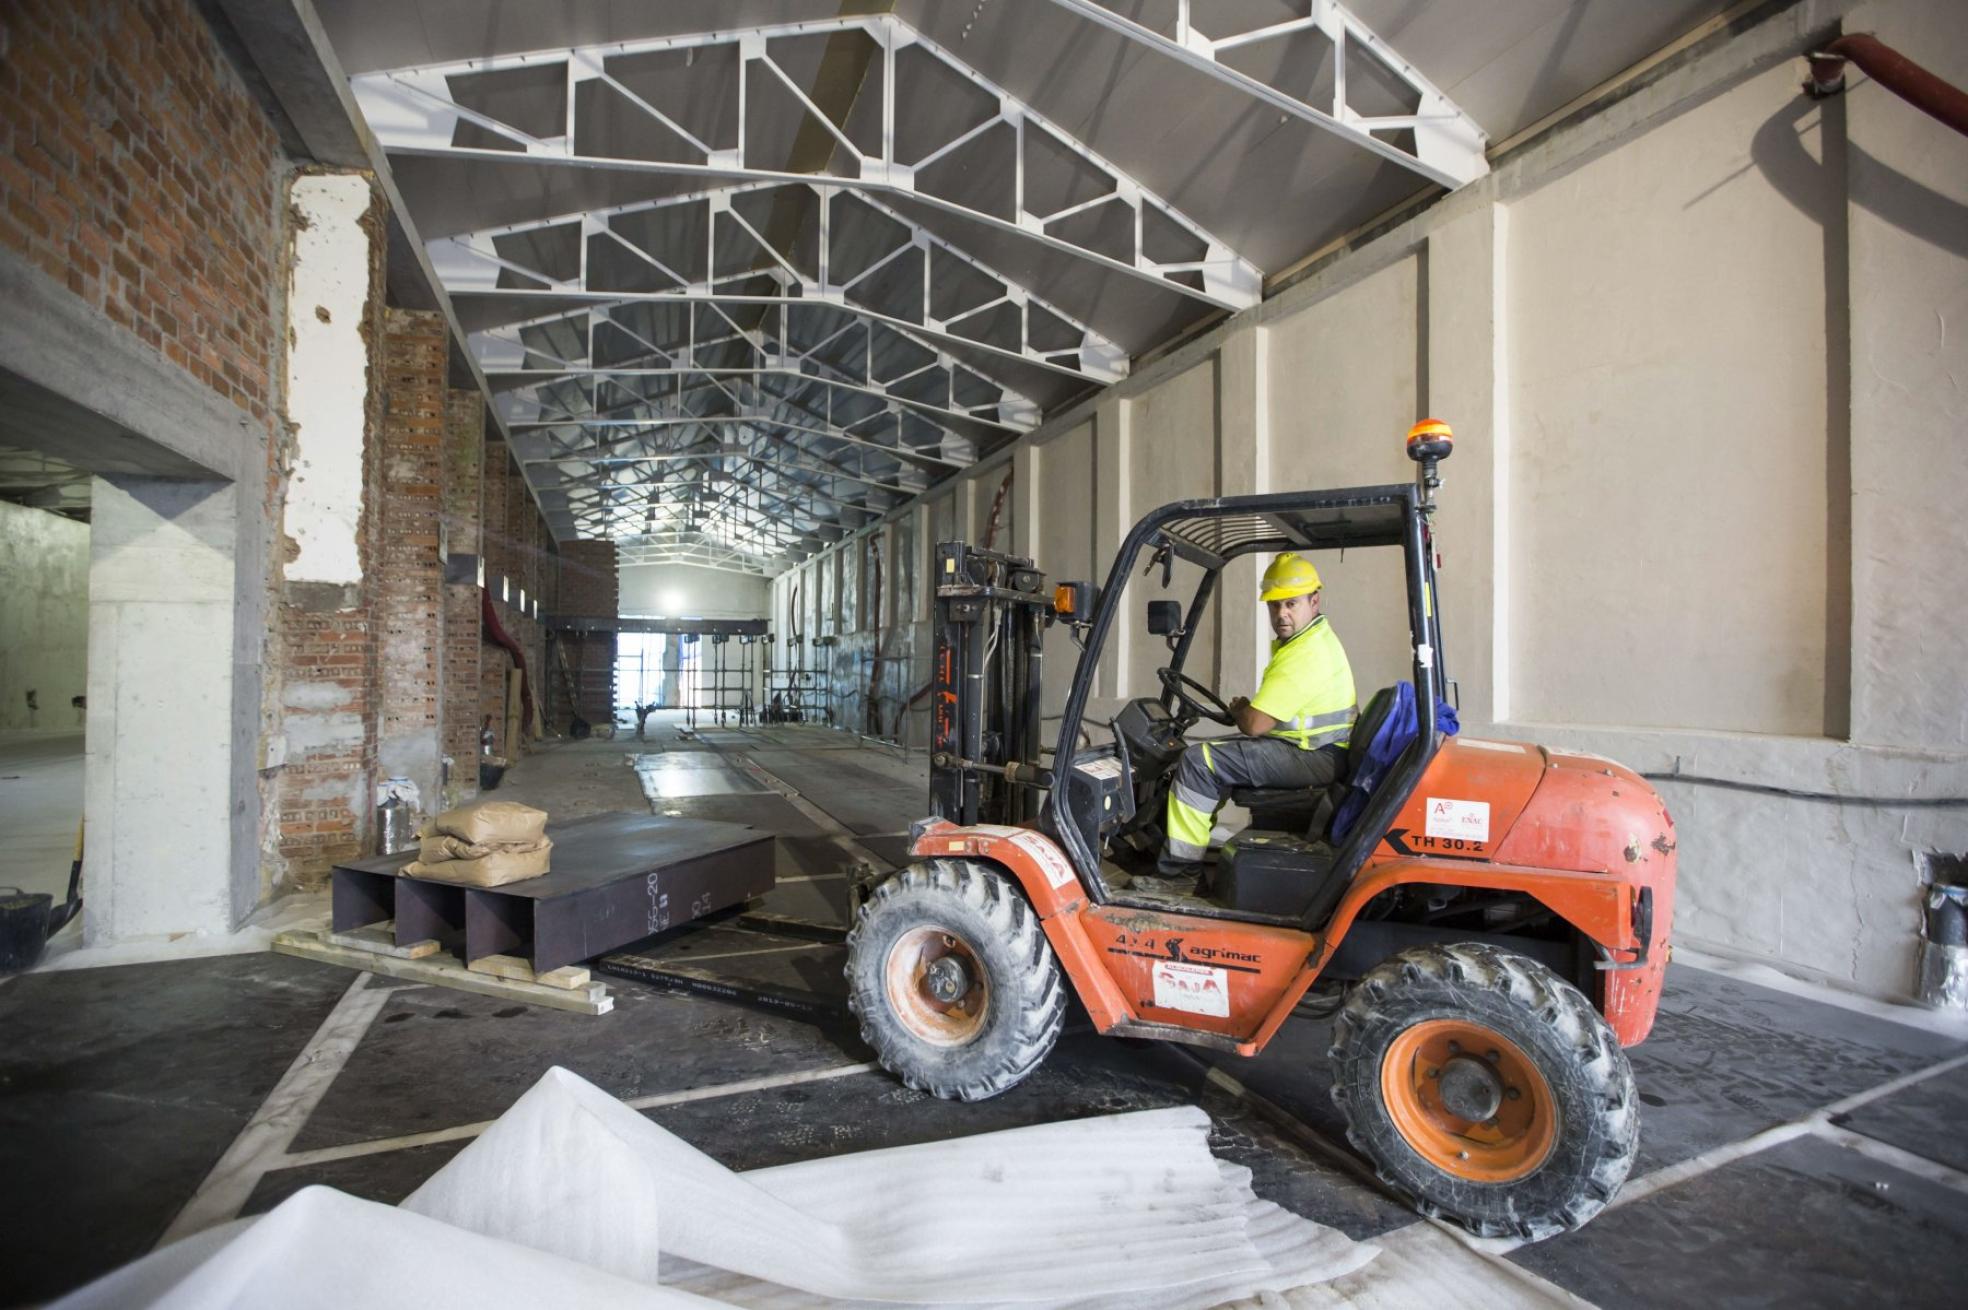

{"left": 436, "top": 181, "right": 1129, "bottom": 386}
{"left": 484, "top": 297, "right": 1019, "bottom": 435}
{"left": 350, "top": 13, "right": 1261, "bottom": 310}
{"left": 1046, "top": 0, "right": 1487, "bottom": 189}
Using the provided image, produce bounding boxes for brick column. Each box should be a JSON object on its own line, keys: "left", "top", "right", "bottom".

{"left": 271, "top": 170, "right": 385, "bottom": 888}
{"left": 441, "top": 387, "right": 484, "bottom": 804}
{"left": 375, "top": 309, "right": 446, "bottom": 805}
{"left": 556, "top": 540, "right": 618, "bottom": 727}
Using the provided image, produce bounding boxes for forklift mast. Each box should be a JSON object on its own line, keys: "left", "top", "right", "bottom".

{"left": 929, "top": 541, "right": 1050, "bottom": 827}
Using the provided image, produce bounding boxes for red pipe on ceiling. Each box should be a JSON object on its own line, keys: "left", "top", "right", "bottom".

{"left": 1808, "top": 33, "right": 1968, "bottom": 138}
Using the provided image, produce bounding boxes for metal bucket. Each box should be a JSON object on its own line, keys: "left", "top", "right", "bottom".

{"left": 377, "top": 776, "right": 423, "bottom": 855}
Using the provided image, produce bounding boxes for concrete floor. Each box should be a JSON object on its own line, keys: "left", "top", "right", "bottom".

{"left": 2, "top": 714, "right": 1965, "bottom": 1306}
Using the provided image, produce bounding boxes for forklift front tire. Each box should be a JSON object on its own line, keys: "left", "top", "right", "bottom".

{"left": 1330, "top": 942, "right": 1638, "bottom": 1241}
{"left": 847, "top": 859, "right": 1065, "bottom": 1102}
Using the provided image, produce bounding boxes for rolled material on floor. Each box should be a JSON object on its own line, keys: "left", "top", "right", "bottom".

{"left": 53, "top": 1067, "right": 1376, "bottom": 1308}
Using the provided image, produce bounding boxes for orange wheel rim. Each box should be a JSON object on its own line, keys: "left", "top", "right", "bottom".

{"left": 1380, "top": 1019, "right": 1557, "bottom": 1183}
{"left": 884, "top": 925, "right": 990, "bottom": 1047}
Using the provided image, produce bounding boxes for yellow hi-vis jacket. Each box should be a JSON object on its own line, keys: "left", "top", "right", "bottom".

{"left": 1247, "top": 615, "right": 1357, "bottom": 749}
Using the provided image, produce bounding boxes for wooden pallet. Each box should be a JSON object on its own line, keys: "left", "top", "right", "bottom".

{"left": 273, "top": 927, "right": 614, "bottom": 1016}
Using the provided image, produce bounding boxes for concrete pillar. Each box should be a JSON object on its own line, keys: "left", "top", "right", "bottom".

{"left": 1425, "top": 204, "right": 1510, "bottom": 726}
{"left": 1844, "top": 0, "right": 1966, "bottom": 754}
{"left": 85, "top": 476, "right": 237, "bottom": 940}
{"left": 913, "top": 503, "right": 933, "bottom": 623}
{"left": 376, "top": 310, "right": 448, "bottom": 808}
{"left": 441, "top": 388, "right": 485, "bottom": 807}
{"left": 1217, "top": 325, "right": 1270, "bottom": 689}
{"left": 1091, "top": 395, "right": 1131, "bottom": 700}
{"left": 271, "top": 170, "right": 385, "bottom": 885}
{"left": 1010, "top": 445, "right": 1036, "bottom": 562}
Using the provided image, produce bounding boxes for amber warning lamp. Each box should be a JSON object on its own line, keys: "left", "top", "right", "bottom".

{"left": 1406, "top": 417, "right": 1453, "bottom": 510}
{"left": 1053, "top": 580, "right": 1097, "bottom": 621}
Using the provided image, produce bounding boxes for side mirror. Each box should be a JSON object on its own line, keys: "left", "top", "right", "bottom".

{"left": 1145, "top": 599, "right": 1182, "bottom": 637}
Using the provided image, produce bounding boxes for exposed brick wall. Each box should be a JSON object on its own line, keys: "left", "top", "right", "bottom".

{"left": 473, "top": 439, "right": 557, "bottom": 753}
{"left": 0, "top": 0, "right": 281, "bottom": 425}
{"left": 376, "top": 309, "right": 445, "bottom": 795}
{"left": 555, "top": 540, "right": 618, "bottom": 727}
{"left": 442, "top": 387, "right": 484, "bottom": 803}
{"left": 558, "top": 541, "right": 620, "bottom": 617}
{"left": 271, "top": 608, "right": 377, "bottom": 877}
{"left": 480, "top": 439, "right": 515, "bottom": 756}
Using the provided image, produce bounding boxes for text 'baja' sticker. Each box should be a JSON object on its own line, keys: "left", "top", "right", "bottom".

{"left": 1152, "top": 961, "right": 1229, "bottom": 1018}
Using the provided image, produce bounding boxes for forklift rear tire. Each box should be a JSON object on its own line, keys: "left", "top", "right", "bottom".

{"left": 847, "top": 858, "right": 1065, "bottom": 1102}
{"left": 1329, "top": 942, "right": 1638, "bottom": 1241}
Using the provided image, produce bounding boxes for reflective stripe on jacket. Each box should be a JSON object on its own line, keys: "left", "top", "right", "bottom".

{"left": 1246, "top": 615, "right": 1357, "bottom": 750}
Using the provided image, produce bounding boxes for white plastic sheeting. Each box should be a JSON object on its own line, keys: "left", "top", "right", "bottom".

{"left": 55, "top": 1066, "right": 1376, "bottom": 1307}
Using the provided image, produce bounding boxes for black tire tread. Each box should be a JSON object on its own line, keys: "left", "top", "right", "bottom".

{"left": 1329, "top": 941, "right": 1638, "bottom": 1241}
{"left": 846, "top": 858, "right": 1064, "bottom": 1101}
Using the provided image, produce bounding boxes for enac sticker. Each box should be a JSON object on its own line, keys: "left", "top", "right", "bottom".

{"left": 1425, "top": 797, "right": 1491, "bottom": 843}
{"left": 1152, "top": 961, "right": 1230, "bottom": 1018}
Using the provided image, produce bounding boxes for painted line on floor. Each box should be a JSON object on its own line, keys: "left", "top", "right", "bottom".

{"left": 274, "top": 1060, "right": 881, "bottom": 1171}
{"left": 155, "top": 972, "right": 396, "bottom": 1246}
{"left": 1609, "top": 1049, "right": 1968, "bottom": 1214}
{"left": 732, "top": 755, "right": 896, "bottom": 872}
{"left": 1811, "top": 1123, "right": 1968, "bottom": 1193}
{"left": 659, "top": 941, "right": 819, "bottom": 964}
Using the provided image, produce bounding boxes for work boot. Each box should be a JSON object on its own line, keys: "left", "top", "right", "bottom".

{"left": 1155, "top": 853, "right": 1206, "bottom": 880}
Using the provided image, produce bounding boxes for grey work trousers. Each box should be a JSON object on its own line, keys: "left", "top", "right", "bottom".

{"left": 1163, "top": 736, "right": 1347, "bottom": 862}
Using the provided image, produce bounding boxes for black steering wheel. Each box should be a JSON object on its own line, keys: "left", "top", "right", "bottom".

{"left": 1157, "top": 666, "right": 1235, "bottom": 727}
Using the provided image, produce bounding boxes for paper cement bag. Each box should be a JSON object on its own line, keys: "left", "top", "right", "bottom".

{"left": 424, "top": 801, "right": 549, "bottom": 846}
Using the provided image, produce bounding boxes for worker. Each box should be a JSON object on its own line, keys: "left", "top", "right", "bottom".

{"left": 1161, "top": 552, "right": 1357, "bottom": 876}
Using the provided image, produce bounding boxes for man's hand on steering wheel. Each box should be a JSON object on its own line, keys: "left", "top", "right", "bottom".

{"left": 1157, "top": 666, "right": 1236, "bottom": 727}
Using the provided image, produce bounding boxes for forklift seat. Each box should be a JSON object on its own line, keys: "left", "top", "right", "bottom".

{"left": 1228, "top": 685, "right": 1401, "bottom": 836}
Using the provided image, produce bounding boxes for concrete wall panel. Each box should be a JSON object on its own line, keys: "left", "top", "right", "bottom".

{"left": 1266, "top": 256, "right": 1424, "bottom": 702}
{"left": 0, "top": 501, "right": 89, "bottom": 731}
{"left": 1034, "top": 422, "right": 1095, "bottom": 719}
{"left": 1506, "top": 62, "right": 1836, "bottom": 736}
{"left": 1126, "top": 361, "right": 1218, "bottom": 698}
{"left": 1845, "top": 0, "right": 1968, "bottom": 753}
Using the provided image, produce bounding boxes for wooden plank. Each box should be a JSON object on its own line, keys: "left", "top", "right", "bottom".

{"left": 272, "top": 929, "right": 613, "bottom": 1016}
{"left": 467, "top": 952, "right": 592, "bottom": 990}
{"left": 327, "top": 923, "right": 440, "bottom": 959}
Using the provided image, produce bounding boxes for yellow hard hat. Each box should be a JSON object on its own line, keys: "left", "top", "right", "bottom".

{"left": 1259, "top": 552, "right": 1322, "bottom": 602}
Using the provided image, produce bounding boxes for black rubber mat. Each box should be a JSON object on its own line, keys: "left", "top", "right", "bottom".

{"left": 1831, "top": 1062, "right": 1968, "bottom": 1174}
{"left": 1508, "top": 1134, "right": 1968, "bottom": 1308}
{"left": 0, "top": 953, "right": 353, "bottom": 1307}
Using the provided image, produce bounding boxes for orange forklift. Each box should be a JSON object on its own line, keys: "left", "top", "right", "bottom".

{"left": 844, "top": 421, "right": 1677, "bottom": 1239}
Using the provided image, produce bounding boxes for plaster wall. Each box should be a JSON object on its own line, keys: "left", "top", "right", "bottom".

{"left": 1506, "top": 63, "right": 1837, "bottom": 736}
{"left": 620, "top": 563, "right": 769, "bottom": 619}
{"left": 1265, "top": 257, "right": 1424, "bottom": 701}
{"left": 775, "top": 0, "right": 1967, "bottom": 996}
{"left": 283, "top": 173, "right": 378, "bottom": 589}
{"left": 0, "top": 501, "right": 88, "bottom": 731}
{"left": 1032, "top": 421, "right": 1095, "bottom": 720}
{"left": 1843, "top": 0, "right": 1968, "bottom": 754}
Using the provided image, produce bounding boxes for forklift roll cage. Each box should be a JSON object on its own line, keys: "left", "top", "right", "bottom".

{"left": 931, "top": 478, "right": 1450, "bottom": 933}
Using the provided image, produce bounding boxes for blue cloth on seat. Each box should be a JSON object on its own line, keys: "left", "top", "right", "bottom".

{"left": 1330, "top": 683, "right": 1459, "bottom": 843}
